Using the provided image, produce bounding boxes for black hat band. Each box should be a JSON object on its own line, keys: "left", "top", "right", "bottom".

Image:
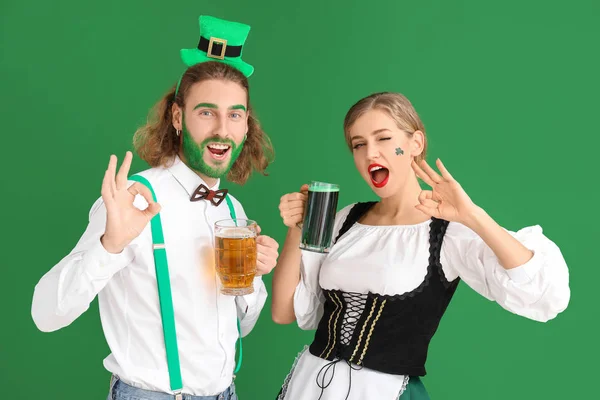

{"left": 198, "top": 36, "right": 242, "bottom": 59}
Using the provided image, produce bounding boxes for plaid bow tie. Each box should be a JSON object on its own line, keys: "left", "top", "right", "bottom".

{"left": 190, "top": 183, "right": 228, "bottom": 206}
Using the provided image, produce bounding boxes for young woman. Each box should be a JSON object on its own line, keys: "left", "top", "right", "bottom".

{"left": 272, "top": 92, "right": 570, "bottom": 399}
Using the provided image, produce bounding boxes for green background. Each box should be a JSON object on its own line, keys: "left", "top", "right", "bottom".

{"left": 1, "top": 0, "right": 597, "bottom": 398}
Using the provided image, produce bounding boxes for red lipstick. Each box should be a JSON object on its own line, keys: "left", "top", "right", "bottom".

{"left": 368, "top": 163, "right": 389, "bottom": 188}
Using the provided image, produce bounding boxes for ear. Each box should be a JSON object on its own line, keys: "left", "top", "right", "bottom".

{"left": 172, "top": 103, "right": 183, "bottom": 131}
{"left": 411, "top": 130, "right": 425, "bottom": 158}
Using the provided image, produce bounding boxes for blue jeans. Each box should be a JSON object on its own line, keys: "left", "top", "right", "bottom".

{"left": 108, "top": 375, "right": 238, "bottom": 400}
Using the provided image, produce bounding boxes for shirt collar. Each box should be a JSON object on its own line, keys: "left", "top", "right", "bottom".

{"left": 167, "top": 155, "right": 220, "bottom": 198}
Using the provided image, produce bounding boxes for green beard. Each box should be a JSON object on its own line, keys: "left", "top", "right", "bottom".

{"left": 181, "top": 120, "right": 245, "bottom": 179}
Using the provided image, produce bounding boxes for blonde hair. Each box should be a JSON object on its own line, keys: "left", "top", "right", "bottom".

{"left": 133, "top": 61, "right": 274, "bottom": 185}
{"left": 343, "top": 92, "right": 427, "bottom": 164}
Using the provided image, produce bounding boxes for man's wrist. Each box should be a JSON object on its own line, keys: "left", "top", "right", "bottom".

{"left": 100, "top": 234, "right": 125, "bottom": 254}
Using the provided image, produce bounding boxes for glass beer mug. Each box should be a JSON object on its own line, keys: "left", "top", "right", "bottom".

{"left": 214, "top": 219, "right": 257, "bottom": 296}
{"left": 299, "top": 181, "right": 340, "bottom": 253}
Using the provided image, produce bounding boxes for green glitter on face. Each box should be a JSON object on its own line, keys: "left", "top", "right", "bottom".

{"left": 181, "top": 113, "right": 245, "bottom": 179}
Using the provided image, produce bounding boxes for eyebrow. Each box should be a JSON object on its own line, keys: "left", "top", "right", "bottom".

{"left": 194, "top": 103, "right": 218, "bottom": 110}
{"left": 350, "top": 128, "right": 391, "bottom": 142}
{"left": 193, "top": 103, "right": 247, "bottom": 111}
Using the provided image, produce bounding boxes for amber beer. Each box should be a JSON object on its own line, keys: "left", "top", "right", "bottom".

{"left": 214, "top": 219, "right": 257, "bottom": 296}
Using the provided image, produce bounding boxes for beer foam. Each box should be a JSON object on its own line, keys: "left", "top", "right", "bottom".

{"left": 217, "top": 227, "right": 257, "bottom": 239}
{"left": 309, "top": 181, "right": 339, "bottom": 192}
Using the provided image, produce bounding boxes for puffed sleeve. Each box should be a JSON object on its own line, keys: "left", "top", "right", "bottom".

{"left": 294, "top": 203, "right": 355, "bottom": 330}
{"left": 441, "top": 222, "right": 570, "bottom": 322}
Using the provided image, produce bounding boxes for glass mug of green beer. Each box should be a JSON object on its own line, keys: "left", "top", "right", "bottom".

{"left": 299, "top": 181, "right": 340, "bottom": 253}
{"left": 214, "top": 219, "right": 257, "bottom": 296}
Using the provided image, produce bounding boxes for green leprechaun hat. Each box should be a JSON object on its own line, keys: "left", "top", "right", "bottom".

{"left": 180, "top": 15, "right": 254, "bottom": 77}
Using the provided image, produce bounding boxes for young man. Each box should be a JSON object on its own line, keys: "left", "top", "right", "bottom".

{"left": 31, "top": 15, "right": 278, "bottom": 400}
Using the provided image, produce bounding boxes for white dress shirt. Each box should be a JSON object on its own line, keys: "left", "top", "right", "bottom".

{"left": 278, "top": 203, "right": 570, "bottom": 400}
{"left": 31, "top": 156, "right": 267, "bottom": 396}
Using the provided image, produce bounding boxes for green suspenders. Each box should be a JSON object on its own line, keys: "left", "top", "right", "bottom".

{"left": 129, "top": 174, "right": 243, "bottom": 395}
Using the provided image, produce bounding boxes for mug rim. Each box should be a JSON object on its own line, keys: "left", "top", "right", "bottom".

{"left": 214, "top": 218, "right": 257, "bottom": 228}
{"left": 308, "top": 181, "right": 339, "bottom": 192}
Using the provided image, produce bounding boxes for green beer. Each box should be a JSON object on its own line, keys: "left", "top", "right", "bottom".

{"left": 299, "top": 181, "right": 340, "bottom": 253}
